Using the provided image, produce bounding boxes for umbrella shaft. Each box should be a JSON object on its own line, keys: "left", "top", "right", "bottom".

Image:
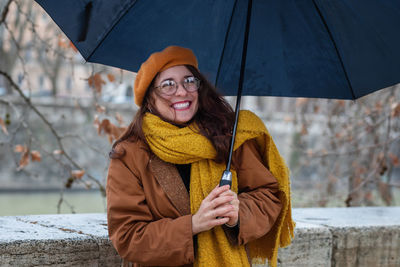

{"left": 225, "top": 0, "right": 253, "bottom": 172}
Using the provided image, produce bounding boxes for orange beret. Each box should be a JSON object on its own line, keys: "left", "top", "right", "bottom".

{"left": 134, "top": 46, "right": 198, "bottom": 106}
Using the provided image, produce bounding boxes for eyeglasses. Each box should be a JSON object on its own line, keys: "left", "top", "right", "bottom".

{"left": 154, "top": 76, "right": 201, "bottom": 96}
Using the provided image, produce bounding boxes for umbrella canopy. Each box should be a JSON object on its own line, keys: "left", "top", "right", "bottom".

{"left": 36, "top": 0, "right": 400, "bottom": 183}
{"left": 35, "top": 0, "right": 400, "bottom": 100}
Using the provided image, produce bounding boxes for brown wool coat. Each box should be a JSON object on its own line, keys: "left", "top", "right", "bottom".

{"left": 106, "top": 138, "right": 282, "bottom": 267}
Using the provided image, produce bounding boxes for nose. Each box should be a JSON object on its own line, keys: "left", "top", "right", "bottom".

{"left": 174, "top": 82, "right": 187, "bottom": 96}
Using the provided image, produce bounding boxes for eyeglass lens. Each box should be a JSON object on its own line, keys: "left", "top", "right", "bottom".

{"left": 158, "top": 77, "right": 200, "bottom": 95}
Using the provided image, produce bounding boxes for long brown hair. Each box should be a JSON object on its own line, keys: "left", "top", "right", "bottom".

{"left": 109, "top": 65, "right": 234, "bottom": 163}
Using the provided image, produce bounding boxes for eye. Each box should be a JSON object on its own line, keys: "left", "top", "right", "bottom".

{"left": 184, "top": 76, "right": 196, "bottom": 84}
{"left": 160, "top": 80, "right": 175, "bottom": 88}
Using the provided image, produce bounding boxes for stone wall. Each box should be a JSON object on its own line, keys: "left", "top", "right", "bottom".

{"left": 0, "top": 207, "right": 399, "bottom": 266}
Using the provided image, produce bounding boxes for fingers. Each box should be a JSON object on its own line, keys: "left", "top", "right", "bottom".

{"left": 209, "top": 217, "right": 230, "bottom": 227}
{"left": 209, "top": 203, "right": 235, "bottom": 218}
{"left": 192, "top": 186, "right": 240, "bottom": 235}
{"left": 219, "top": 190, "right": 237, "bottom": 198}
{"left": 220, "top": 208, "right": 239, "bottom": 227}
{"left": 218, "top": 190, "right": 239, "bottom": 205}
{"left": 204, "top": 185, "right": 230, "bottom": 202}
{"left": 217, "top": 191, "right": 239, "bottom": 226}
{"left": 210, "top": 195, "right": 234, "bottom": 209}
{"left": 192, "top": 202, "right": 233, "bottom": 235}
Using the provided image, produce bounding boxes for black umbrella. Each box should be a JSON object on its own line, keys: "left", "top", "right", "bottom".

{"left": 35, "top": 0, "right": 400, "bottom": 185}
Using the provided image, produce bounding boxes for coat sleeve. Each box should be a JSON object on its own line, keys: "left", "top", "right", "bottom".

{"left": 106, "top": 153, "right": 194, "bottom": 266}
{"left": 224, "top": 138, "right": 282, "bottom": 246}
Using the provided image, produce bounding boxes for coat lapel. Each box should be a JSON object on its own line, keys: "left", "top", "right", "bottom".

{"left": 149, "top": 155, "right": 191, "bottom": 216}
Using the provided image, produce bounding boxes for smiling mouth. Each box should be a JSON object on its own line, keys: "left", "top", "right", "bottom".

{"left": 172, "top": 101, "right": 191, "bottom": 110}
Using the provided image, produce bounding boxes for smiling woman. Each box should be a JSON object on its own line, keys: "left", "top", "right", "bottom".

{"left": 105, "top": 46, "right": 292, "bottom": 267}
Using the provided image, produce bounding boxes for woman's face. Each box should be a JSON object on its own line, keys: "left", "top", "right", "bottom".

{"left": 151, "top": 65, "right": 199, "bottom": 124}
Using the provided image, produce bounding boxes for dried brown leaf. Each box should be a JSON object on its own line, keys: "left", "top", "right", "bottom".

{"left": 0, "top": 118, "right": 8, "bottom": 135}
{"left": 97, "top": 118, "right": 110, "bottom": 135}
{"left": 57, "top": 35, "right": 69, "bottom": 49}
{"left": 58, "top": 35, "right": 78, "bottom": 53}
{"left": 115, "top": 112, "right": 124, "bottom": 126}
{"left": 107, "top": 73, "right": 116, "bottom": 83}
{"left": 379, "top": 160, "right": 388, "bottom": 176}
{"left": 18, "top": 151, "right": 30, "bottom": 170}
{"left": 71, "top": 170, "right": 85, "bottom": 179}
{"left": 30, "top": 150, "right": 41, "bottom": 162}
{"left": 388, "top": 153, "right": 400, "bottom": 167}
{"left": 345, "top": 195, "right": 353, "bottom": 207}
{"left": 69, "top": 41, "right": 78, "bottom": 53}
{"left": 378, "top": 181, "right": 392, "bottom": 205}
{"left": 65, "top": 177, "right": 74, "bottom": 188}
{"left": 14, "top": 144, "right": 27, "bottom": 153}
{"left": 97, "top": 118, "right": 126, "bottom": 143}
{"left": 88, "top": 73, "right": 106, "bottom": 93}
{"left": 391, "top": 103, "right": 400, "bottom": 117}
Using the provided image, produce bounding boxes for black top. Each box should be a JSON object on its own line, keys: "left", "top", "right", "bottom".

{"left": 176, "top": 164, "right": 191, "bottom": 193}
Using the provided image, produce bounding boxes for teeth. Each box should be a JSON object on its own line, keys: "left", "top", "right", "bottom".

{"left": 173, "top": 102, "right": 190, "bottom": 109}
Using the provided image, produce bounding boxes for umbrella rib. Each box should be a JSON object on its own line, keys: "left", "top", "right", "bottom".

{"left": 85, "top": 0, "right": 139, "bottom": 62}
{"left": 312, "top": 0, "right": 357, "bottom": 99}
{"left": 214, "top": 0, "right": 238, "bottom": 87}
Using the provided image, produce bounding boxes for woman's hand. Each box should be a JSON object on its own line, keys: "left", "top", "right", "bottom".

{"left": 192, "top": 185, "right": 235, "bottom": 235}
{"left": 219, "top": 190, "right": 240, "bottom": 227}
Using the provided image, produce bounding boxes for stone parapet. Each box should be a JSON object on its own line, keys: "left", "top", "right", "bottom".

{"left": 292, "top": 207, "right": 400, "bottom": 267}
{"left": 0, "top": 207, "right": 399, "bottom": 266}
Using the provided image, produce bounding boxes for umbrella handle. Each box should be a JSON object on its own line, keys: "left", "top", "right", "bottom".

{"left": 216, "top": 171, "right": 232, "bottom": 219}
{"left": 219, "top": 170, "right": 232, "bottom": 188}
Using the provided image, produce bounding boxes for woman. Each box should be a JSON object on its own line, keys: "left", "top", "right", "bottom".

{"left": 106, "top": 46, "right": 294, "bottom": 267}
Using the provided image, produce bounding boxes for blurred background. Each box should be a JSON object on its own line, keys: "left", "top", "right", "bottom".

{"left": 0, "top": 0, "right": 399, "bottom": 216}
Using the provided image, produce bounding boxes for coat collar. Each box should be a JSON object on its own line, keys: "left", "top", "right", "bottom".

{"left": 149, "top": 155, "right": 191, "bottom": 216}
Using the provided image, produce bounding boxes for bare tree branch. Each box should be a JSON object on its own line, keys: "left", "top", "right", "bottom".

{"left": 0, "top": 70, "right": 105, "bottom": 194}
{"left": 61, "top": 133, "right": 108, "bottom": 156}
{"left": 0, "top": 0, "right": 13, "bottom": 24}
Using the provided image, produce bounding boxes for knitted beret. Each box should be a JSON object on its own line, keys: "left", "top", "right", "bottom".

{"left": 134, "top": 46, "right": 198, "bottom": 106}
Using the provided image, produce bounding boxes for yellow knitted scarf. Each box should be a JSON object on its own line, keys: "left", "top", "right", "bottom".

{"left": 142, "top": 110, "right": 294, "bottom": 267}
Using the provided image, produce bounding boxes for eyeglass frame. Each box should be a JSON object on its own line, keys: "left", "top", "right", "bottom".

{"left": 153, "top": 76, "right": 201, "bottom": 96}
